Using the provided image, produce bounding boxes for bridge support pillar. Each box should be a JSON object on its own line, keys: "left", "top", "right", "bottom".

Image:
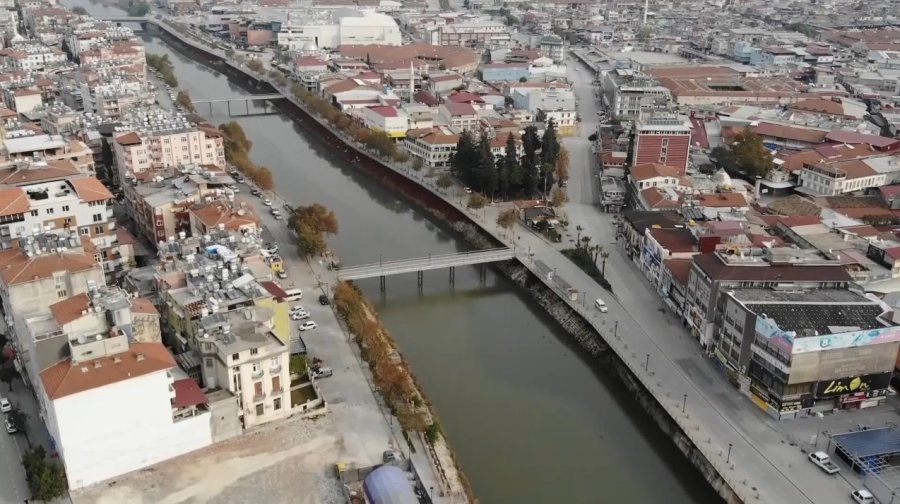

{"left": 245, "top": 99, "right": 250, "bottom": 115}
{"left": 480, "top": 264, "right": 487, "bottom": 284}
{"left": 226, "top": 101, "right": 231, "bottom": 116}
{"left": 210, "top": 101, "right": 215, "bottom": 115}
{"left": 379, "top": 275, "right": 386, "bottom": 292}
{"left": 449, "top": 267, "right": 455, "bottom": 285}
{"left": 417, "top": 271, "right": 423, "bottom": 288}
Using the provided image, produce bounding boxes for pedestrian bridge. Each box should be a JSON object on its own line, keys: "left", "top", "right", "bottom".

{"left": 96, "top": 15, "right": 150, "bottom": 23}
{"left": 337, "top": 248, "right": 515, "bottom": 283}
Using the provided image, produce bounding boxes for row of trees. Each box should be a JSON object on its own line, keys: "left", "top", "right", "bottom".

{"left": 175, "top": 90, "right": 196, "bottom": 113}
{"left": 289, "top": 84, "right": 410, "bottom": 163}
{"left": 287, "top": 203, "right": 339, "bottom": 257}
{"left": 217, "top": 122, "right": 275, "bottom": 191}
{"left": 450, "top": 120, "right": 567, "bottom": 201}
{"left": 145, "top": 53, "right": 177, "bottom": 88}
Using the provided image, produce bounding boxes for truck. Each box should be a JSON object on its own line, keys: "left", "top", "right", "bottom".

{"left": 808, "top": 451, "right": 840, "bottom": 474}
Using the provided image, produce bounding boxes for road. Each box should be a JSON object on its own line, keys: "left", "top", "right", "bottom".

{"left": 235, "top": 185, "right": 457, "bottom": 502}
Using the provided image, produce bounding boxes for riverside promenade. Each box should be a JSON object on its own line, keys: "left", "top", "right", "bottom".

{"left": 144, "top": 18, "right": 860, "bottom": 503}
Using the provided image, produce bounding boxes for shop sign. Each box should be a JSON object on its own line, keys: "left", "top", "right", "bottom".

{"left": 814, "top": 373, "right": 892, "bottom": 398}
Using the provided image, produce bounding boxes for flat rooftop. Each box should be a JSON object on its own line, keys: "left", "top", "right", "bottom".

{"left": 733, "top": 288, "right": 884, "bottom": 336}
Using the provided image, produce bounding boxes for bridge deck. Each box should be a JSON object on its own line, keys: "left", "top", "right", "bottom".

{"left": 193, "top": 94, "right": 284, "bottom": 104}
{"left": 337, "top": 248, "right": 514, "bottom": 280}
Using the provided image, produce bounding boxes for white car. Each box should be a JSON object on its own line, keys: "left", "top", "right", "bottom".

{"left": 852, "top": 489, "right": 875, "bottom": 504}
{"left": 0, "top": 397, "right": 9, "bottom": 413}
{"left": 299, "top": 321, "right": 317, "bottom": 331}
{"left": 263, "top": 198, "right": 273, "bottom": 206}
{"left": 291, "top": 311, "right": 311, "bottom": 321}
{"left": 5, "top": 418, "right": 15, "bottom": 434}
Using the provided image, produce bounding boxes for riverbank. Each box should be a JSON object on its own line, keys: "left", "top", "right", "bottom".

{"left": 142, "top": 20, "right": 741, "bottom": 502}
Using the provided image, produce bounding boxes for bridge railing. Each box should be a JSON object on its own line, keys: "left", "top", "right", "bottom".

{"left": 340, "top": 248, "right": 512, "bottom": 271}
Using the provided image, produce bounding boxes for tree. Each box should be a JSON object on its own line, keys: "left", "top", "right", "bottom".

{"left": 496, "top": 208, "right": 518, "bottom": 235}
{"left": 23, "top": 447, "right": 66, "bottom": 501}
{"left": 436, "top": 173, "right": 453, "bottom": 189}
{"left": 255, "top": 166, "right": 274, "bottom": 191}
{"left": 474, "top": 132, "right": 498, "bottom": 194}
{"left": 0, "top": 365, "right": 18, "bottom": 391}
{"left": 588, "top": 132, "right": 598, "bottom": 142}
{"left": 288, "top": 203, "right": 339, "bottom": 257}
{"left": 411, "top": 157, "right": 424, "bottom": 173}
{"left": 246, "top": 59, "right": 264, "bottom": 74}
{"left": 541, "top": 118, "right": 560, "bottom": 166}
{"left": 175, "top": 90, "right": 196, "bottom": 113}
{"left": 518, "top": 76, "right": 528, "bottom": 83}
{"left": 7, "top": 408, "right": 26, "bottom": 434}
{"left": 550, "top": 187, "right": 568, "bottom": 207}
{"left": 72, "top": 6, "right": 87, "bottom": 14}
{"left": 731, "top": 130, "right": 773, "bottom": 178}
{"left": 450, "top": 131, "right": 479, "bottom": 185}
{"left": 501, "top": 133, "right": 521, "bottom": 196}
{"left": 467, "top": 193, "right": 487, "bottom": 209}
{"left": 126, "top": 0, "right": 150, "bottom": 16}
{"left": 225, "top": 48, "right": 235, "bottom": 59}
{"left": 555, "top": 146, "right": 570, "bottom": 182}
{"left": 219, "top": 121, "right": 253, "bottom": 163}
{"left": 522, "top": 125, "right": 540, "bottom": 161}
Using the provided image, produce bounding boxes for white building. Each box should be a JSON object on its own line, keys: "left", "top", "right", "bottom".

{"left": 798, "top": 154, "right": 900, "bottom": 196}
{"left": 359, "top": 106, "right": 409, "bottom": 138}
{"left": 511, "top": 86, "right": 576, "bottom": 114}
{"left": 404, "top": 127, "right": 459, "bottom": 168}
{"left": 40, "top": 341, "right": 212, "bottom": 489}
{"left": 276, "top": 10, "right": 400, "bottom": 50}
{"left": 339, "top": 12, "right": 401, "bottom": 46}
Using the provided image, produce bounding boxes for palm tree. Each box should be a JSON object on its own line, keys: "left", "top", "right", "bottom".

{"left": 575, "top": 225, "right": 583, "bottom": 246}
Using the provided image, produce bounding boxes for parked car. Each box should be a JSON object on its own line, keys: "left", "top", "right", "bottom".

{"left": 291, "top": 311, "right": 311, "bottom": 321}
{"left": 276, "top": 270, "right": 288, "bottom": 279}
{"left": 284, "top": 288, "right": 303, "bottom": 301}
{"left": 263, "top": 198, "right": 273, "bottom": 206}
{"left": 808, "top": 451, "right": 840, "bottom": 474}
{"left": 299, "top": 321, "right": 317, "bottom": 331}
{"left": 5, "top": 418, "right": 15, "bottom": 434}
{"left": 289, "top": 304, "right": 305, "bottom": 313}
{"left": 852, "top": 489, "right": 875, "bottom": 504}
{"left": 0, "top": 397, "right": 10, "bottom": 413}
{"left": 382, "top": 450, "right": 397, "bottom": 463}
{"left": 319, "top": 294, "right": 330, "bottom": 305}
{"left": 313, "top": 366, "right": 332, "bottom": 378}
{"left": 250, "top": 188, "right": 261, "bottom": 196}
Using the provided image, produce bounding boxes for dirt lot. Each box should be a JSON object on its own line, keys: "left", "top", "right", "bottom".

{"left": 72, "top": 415, "right": 347, "bottom": 504}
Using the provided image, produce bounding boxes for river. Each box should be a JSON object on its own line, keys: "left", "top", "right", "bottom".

{"left": 64, "top": 3, "right": 721, "bottom": 502}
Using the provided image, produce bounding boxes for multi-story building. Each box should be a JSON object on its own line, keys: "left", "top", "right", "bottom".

{"left": 797, "top": 154, "right": 900, "bottom": 197}
{"left": 438, "top": 103, "right": 479, "bottom": 131}
{"left": 633, "top": 113, "right": 692, "bottom": 176}
{"left": 716, "top": 287, "right": 897, "bottom": 419}
{"left": 602, "top": 74, "right": 672, "bottom": 120}
{"left": 431, "top": 21, "right": 509, "bottom": 48}
{"left": 359, "top": 106, "right": 410, "bottom": 139}
{"left": 32, "top": 287, "right": 216, "bottom": 489}
{"left": 112, "top": 110, "right": 226, "bottom": 185}
{"left": 403, "top": 127, "right": 459, "bottom": 168}
{"left": 539, "top": 36, "right": 564, "bottom": 63}
{"left": 1, "top": 132, "right": 96, "bottom": 172}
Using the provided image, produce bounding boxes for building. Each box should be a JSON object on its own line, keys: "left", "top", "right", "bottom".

{"left": 438, "top": 103, "right": 479, "bottom": 131}
{"left": 431, "top": 21, "right": 509, "bottom": 48}
{"left": 359, "top": 106, "right": 410, "bottom": 139}
{"left": 481, "top": 62, "right": 530, "bottom": 83}
{"left": 633, "top": 114, "right": 692, "bottom": 176}
{"left": 403, "top": 127, "right": 459, "bottom": 168}
{"left": 797, "top": 154, "right": 900, "bottom": 197}
{"left": 718, "top": 287, "right": 897, "bottom": 419}
{"left": 601, "top": 73, "right": 672, "bottom": 120}
{"left": 539, "top": 36, "right": 564, "bottom": 63}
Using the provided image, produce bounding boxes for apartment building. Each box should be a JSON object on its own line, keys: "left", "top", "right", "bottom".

{"left": 431, "top": 21, "right": 509, "bottom": 48}
{"left": 633, "top": 113, "right": 692, "bottom": 176}
{"left": 112, "top": 110, "right": 226, "bottom": 184}
{"left": 1, "top": 132, "right": 96, "bottom": 172}
{"left": 403, "top": 127, "right": 459, "bottom": 168}
{"left": 31, "top": 286, "right": 216, "bottom": 489}
{"left": 602, "top": 73, "right": 672, "bottom": 119}
{"left": 359, "top": 106, "right": 410, "bottom": 139}
{"left": 797, "top": 154, "right": 900, "bottom": 197}
{"left": 438, "top": 103, "right": 479, "bottom": 131}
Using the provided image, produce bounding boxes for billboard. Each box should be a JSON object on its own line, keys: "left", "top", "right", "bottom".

{"left": 787, "top": 342, "right": 900, "bottom": 384}
{"left": 755, "top": 316, "right": 900, "bottom": 355}
{"left": 814, "top": 372, "right": 892, "bottom": 399}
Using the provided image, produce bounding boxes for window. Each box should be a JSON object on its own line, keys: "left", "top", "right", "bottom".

{"left": 46, "top": 207, "right": 54, "bottom": 215}
{"left": 231, "top": 352, "right": 239, "bottom": 361}
{"left": 254, "top": 381, "right": 263, "bottom": 397}
{"left": 272, "top": 376, "right": 281, "bottom": 392}
{"left": 79, "top": 227, "right": 89, "bottom": 235}
{"left": 61, "top": 205, "right": 70, "bottom": 212}
{"left": 204, "top": 357, "right": 213, "bottom": 368}
{"left": 271, "top": 357, "right": 279, "bottom": 368}
{"left": 273, "top": 397, "right": 281, "bottom": 410}
{"left": 30, "top": 210, "right": 38, "bottom": 217}
{"left": 93, "top": 213, "right": 102, "bottom": 222}
{"left": 255, "top": 403, "right": 264, "bottom": 416}
{"left": 250, "top": 348, "right": 258, "bottom": 356}
{"left": 94, "top": 225, "right": 103, "bottom": 234}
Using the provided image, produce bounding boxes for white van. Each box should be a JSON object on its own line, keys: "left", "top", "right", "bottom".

{"left": 284, "top": 288, "right": 303, "bottom": 302}
{"left": 594, "top": 298, "right": 608, "bottom": 313}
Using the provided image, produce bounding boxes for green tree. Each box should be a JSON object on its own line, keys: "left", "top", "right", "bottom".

{"left": 467, "top": 193, "right": 487, "bottom": 209}
{"left": 541, "top": 118, "right": 560, "bottom": 166}
{"left": 246, "top": 59, "right": 264, "bottom": 74}
{"left": 288, "top": 203, "right": 339, "bottom": 257}
{"left": 550, "top": 187, "right": 568, "bottom": 207}
{"left": 731, "top": 130, "right": 774, "bottom": 178}
{"left": 522, "top": 125, "right": 540, "bottom": 160}
{"left": 175, "top": 90, "right": 196, "bottom": 113}
{"left": 23, "top": 447, "right": 66, "bottom": 501}
{"left": 475, "top": 132, "right": 498, "bottom": 194}
{"left": 496, "top": 208, "right": 518, "bottom": 235}
{"left": 436, "top": 173, "right": 453, "bottom": 189}
{"left": 219, "top": 121, "right": 253, "bottom": 160}
{"left": 501, "top": 133, "right": 521, "bottom": 196}
{"left": 0, "top": 365, "right": 19, "bottom": 391}
{"left": 411, "top": 157, "right": 424, "bottom": 173}
{"left": 450, "top": 130, "right": 479, "bottom": 185}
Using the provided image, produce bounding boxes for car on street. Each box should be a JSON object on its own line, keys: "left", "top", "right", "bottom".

{"left": 291, "top": 311, "right": 310, "bottom": 321}
{"left": 274, "top": 214, "right": 284, "bottom": 221}
{"left": 276, "top": 270, "right": 288, "bottom": 279}
{"left": 263, "top": 244, "right": 278, "bottom": 254}
{"left": 851, "top": 489, "right": 875, "bottom": 504}
{"left": 0, "top": 397, "right": 10, "bottom": 413}
{"left": 319, "top": 294, "right": 330, "bottom": 305}
{"left": 270, "top": 208, "right": 282, "bottom": 216}
{"left": 250, "top": 188, "right": 261, "bottom": 196}
{"left": 5, "top": 418, "right": 16, "bottom": 434}
{"left": 290, "top": 304, "right": 306, "bottom": 313}
{"left": 299, "top": 321, "right": 317, "bottom": 331}
{"left": 263, "top": 198, "right": 273, "bottom": 206}
{"left": 808, "top": 451, "right": 840, "bottom": 474}
{"left": 313, "top": 366, "right": 332, "bottom": 378}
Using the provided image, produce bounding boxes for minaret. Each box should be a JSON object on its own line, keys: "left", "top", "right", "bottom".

{"left": 409, "top": 60, "right": 415, "bottom": 103}
{"left": 642, "top": 0, "right": 649, "bottom": 26}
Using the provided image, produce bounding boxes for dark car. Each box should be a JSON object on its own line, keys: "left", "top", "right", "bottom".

{"left": 250, "top": 188, "right": 261, "bottom": 196}
{"left": 319, "top": 294, "right": 330, "bottom": 305}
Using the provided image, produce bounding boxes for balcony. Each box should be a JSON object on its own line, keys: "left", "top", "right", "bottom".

{"left": 251, "top": 368, "right": 264, "bottom": 379}
{"left": 270, "top": 364, "right": 282, "bottom": 375}
{"left": 252, "top": 391, "right": 266, "bottom": 402}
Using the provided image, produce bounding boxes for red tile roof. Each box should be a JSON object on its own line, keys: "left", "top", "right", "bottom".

{"left": 443, "top": 102, "right": 477, "bottom": 116}
{"left": 49, "top": 293, "right": 91, "bottom": 326}
{"left": 40, "top": 342, "right": 175, "bottom": 400}
{"left": 367, "top": 105, "right": 398, "bottom": 117}
{"left": 649, "top": 228, "right": 696, "bottom": 253}
{"left": 0, "top": 187, "right": 29, "bottom": 216}
{"left": 70, "top": 177, "right": 113, "bottom": 203}
{"left": 663, "top": 258, "right": 694, "bottom": 285}
{"left": 130, "top": 297, "right": 158, "bottom": 315}
{"left": 630, "top": 163, "right": 680, "bottom": 181}
{"left": 260, "top": 280, "right": 288, "bottom": 300}
{"left": 752, "top": 122, "right": 829, "bottom": 144}
{"left": 172, "top": 378, "right": 208, "bottom": 408}
{"left": 115, "top": 132, "right": 142, "bottom": 146}
{"left": 0, "top": 249, "right": 98, "bottom": 286}
{"left": 825, "top": 130, "right": 900, "bottom": 149}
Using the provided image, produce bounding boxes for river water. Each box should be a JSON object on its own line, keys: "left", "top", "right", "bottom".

{"left": 64, "top": 3, "right": 721, "bottom": 502}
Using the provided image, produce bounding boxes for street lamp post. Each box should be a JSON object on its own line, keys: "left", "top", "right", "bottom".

{"left": 726, "top": 443, "right": 733, "bottom": 464}
{"left": 430, "top": 486, "right": 435, "bottom": 501}
{"left": 644, "top": 353, "right": 650, "bottom": 372}
{"left": 682, "top": 394, "right": 687, "bottom": 413}
{"left": 614, "top": 320, "right": 618, "bottom": 339}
